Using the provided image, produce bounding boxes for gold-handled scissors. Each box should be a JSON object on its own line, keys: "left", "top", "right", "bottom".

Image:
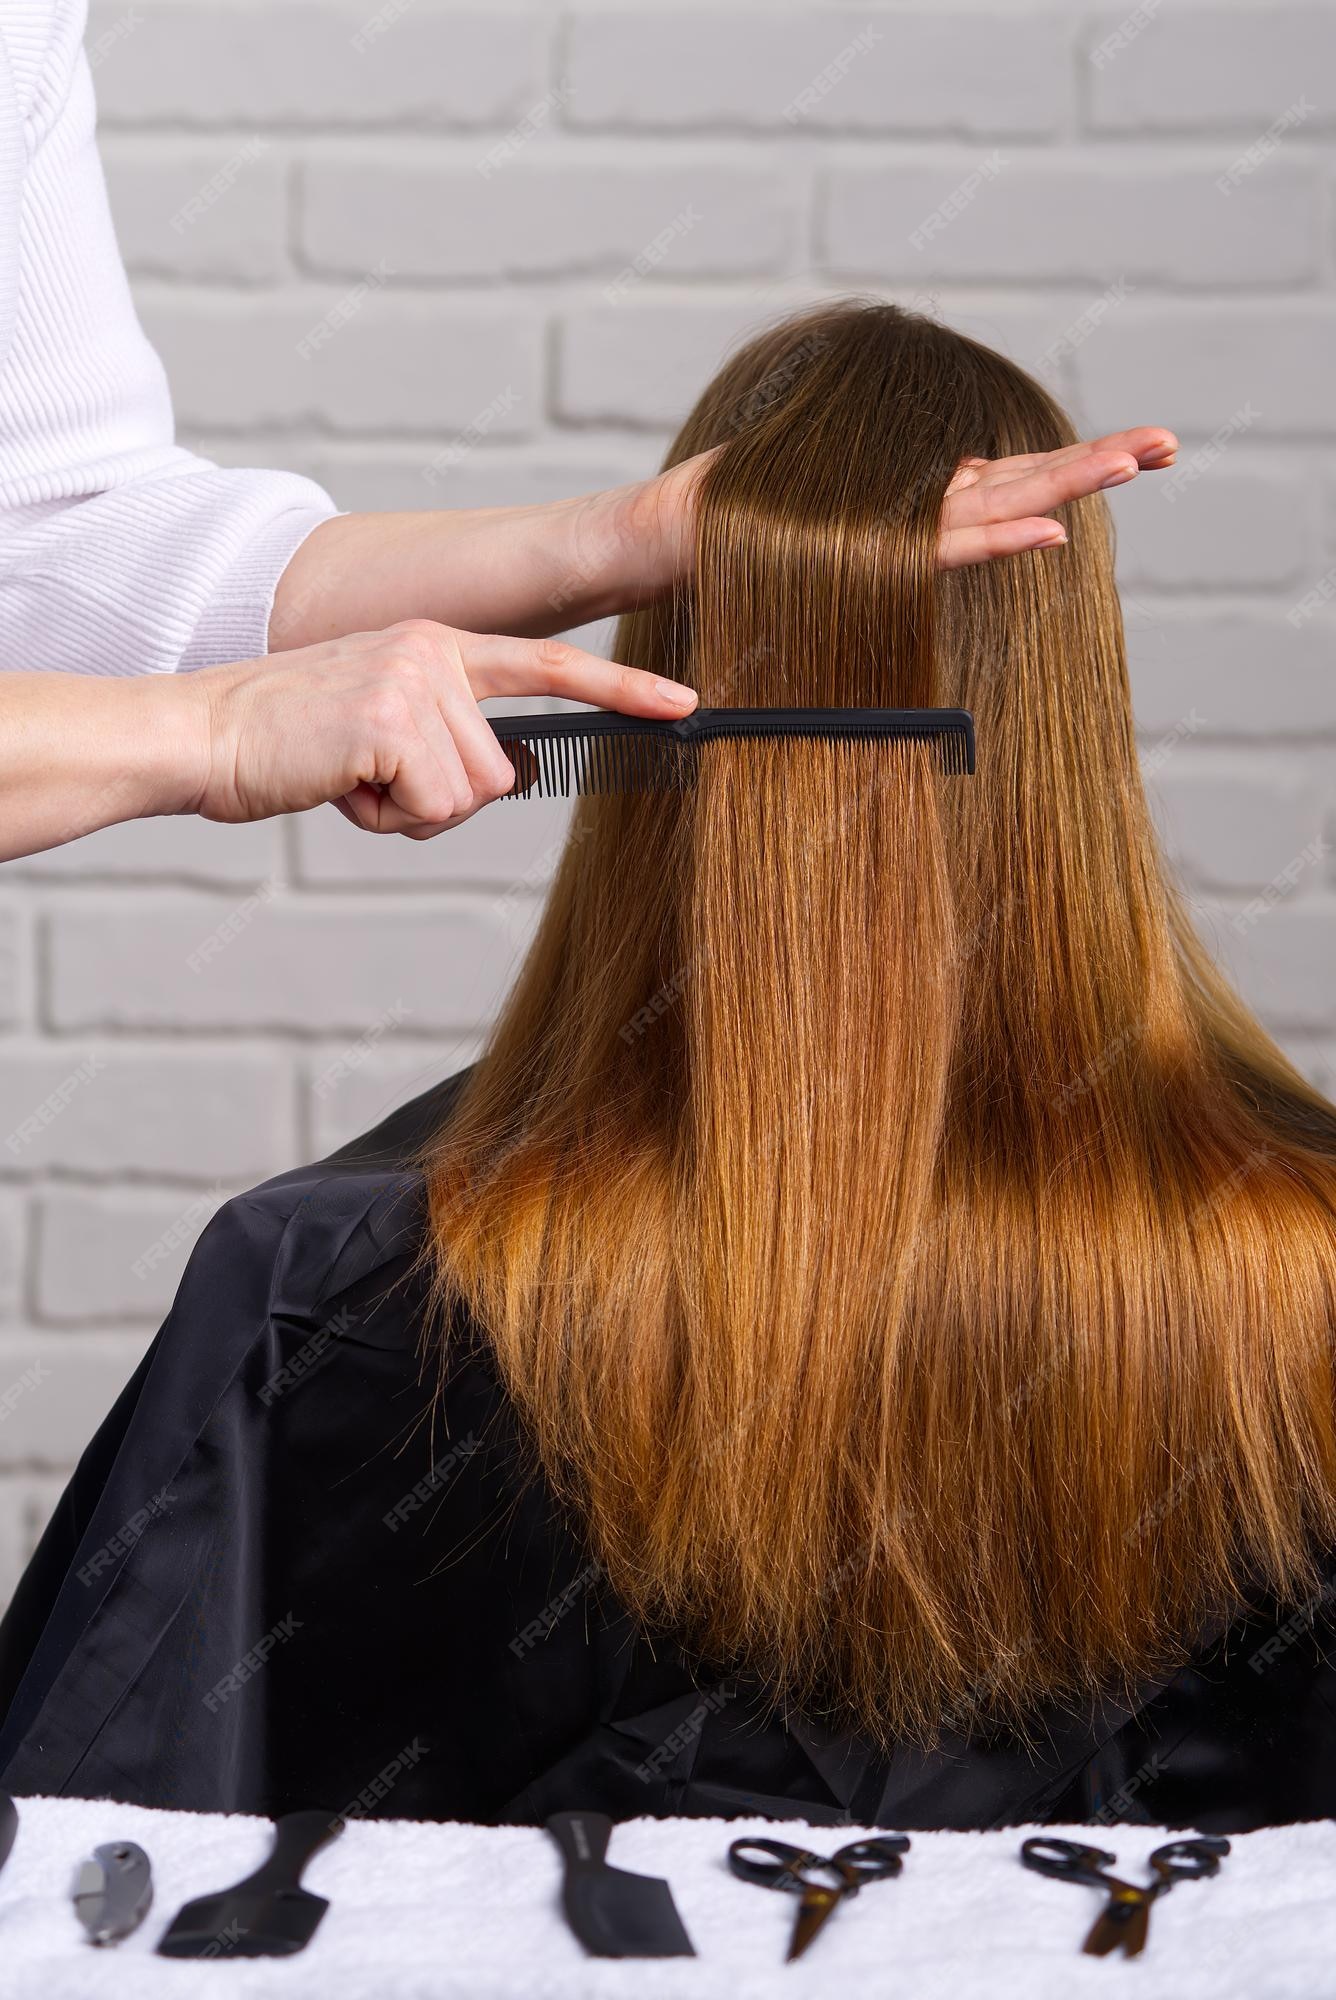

{"left": 1021, "top": 1833, "right": 1230, "bottom": 1957}
{"left": 727, "top": 1833, "right": 910, "bottom": 1960}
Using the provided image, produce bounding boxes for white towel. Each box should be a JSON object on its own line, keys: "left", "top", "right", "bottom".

{"left": 1, "top": 1796, "right": 1332, "bottom": 1999}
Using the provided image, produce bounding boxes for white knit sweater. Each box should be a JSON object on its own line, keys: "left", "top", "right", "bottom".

{"left": 0, "top": 0, "right": 337, "bottom": 674}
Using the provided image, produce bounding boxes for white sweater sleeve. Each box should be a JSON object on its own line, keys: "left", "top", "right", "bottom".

{"left": 0, "top": 0, "right": 339, "bottom": 675}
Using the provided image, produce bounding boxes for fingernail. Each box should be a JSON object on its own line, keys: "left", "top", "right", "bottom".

{"left": 1036, "top": 526, "right": 1067, "bottom": 546}
{"left": 657, "top": 678, "right": 697, "bottom": 708}
{"left": 1101, "top": 463, "right": 1137, "bottom": 488}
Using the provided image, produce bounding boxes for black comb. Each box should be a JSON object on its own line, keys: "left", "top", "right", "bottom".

{"left": 489, "top": 706, "right": 975, "bottom": 798}
{"left": 546, "top": 1810, "right": 696, "bottom": 1958}
{"left": 156, "top": 1809, "right": 341, "bottom": 1958}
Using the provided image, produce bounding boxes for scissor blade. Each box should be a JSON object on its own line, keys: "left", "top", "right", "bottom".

{"left": 787, "top": 1887, "right": 842, "bottom": 1962}
{"left": 1083, "top": 1894, "right": 1149, "bottom": 1959}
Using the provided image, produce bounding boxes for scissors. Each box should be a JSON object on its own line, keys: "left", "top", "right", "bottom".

{"left": 727, "top": 1833, "right": 910, "bottom": 1960}
{"left": 1020, "top": 1833, "right": 1230, "bottom": 1957}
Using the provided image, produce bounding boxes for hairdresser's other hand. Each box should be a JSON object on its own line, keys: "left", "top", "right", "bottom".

{"left": 936, "top": 426, "right": 1179, "bottom": 568}
{"left": 576, "top": 427, "right": 1181, "bottom": 594}
{"left": 181, "top": 621, "right": 698, "bottom": 838}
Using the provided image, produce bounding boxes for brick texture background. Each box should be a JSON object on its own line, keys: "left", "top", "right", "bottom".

{"left": 2, "top": 0, "right": 1335, "bottom": 1604}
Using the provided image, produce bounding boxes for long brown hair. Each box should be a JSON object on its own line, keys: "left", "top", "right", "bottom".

{"left": 424, "top": 299, "right": 1336, "bottom": 1742}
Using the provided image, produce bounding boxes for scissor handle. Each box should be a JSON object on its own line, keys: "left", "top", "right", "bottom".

{"left": 834, "top": 1836, "right": 911, "bottom": 1883}
{"left": 1148, "top": 1835, "right": 1231, "bottom": 1884}
{"left": 727, "top": 1839, "right": 858, "bottom": 1895}
{"left": 1021, "top": 1837, "right": 1119, "bottom": 1889}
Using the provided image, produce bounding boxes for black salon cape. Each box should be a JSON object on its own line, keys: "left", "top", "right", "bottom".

{"left": 3, "top": 1070, "right": 1335, "bottom": 1831}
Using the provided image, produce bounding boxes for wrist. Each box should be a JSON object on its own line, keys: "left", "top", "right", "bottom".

{"left": 130, "top": 670, "right": 219, "bottom": 819}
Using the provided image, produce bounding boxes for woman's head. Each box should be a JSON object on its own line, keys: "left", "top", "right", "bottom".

{"left": 425, "top": 299, "right": 1336, "bottom": 1743}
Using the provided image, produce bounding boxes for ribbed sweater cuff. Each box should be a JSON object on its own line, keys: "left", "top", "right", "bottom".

{"left": 178, "top": 503, "right": 342, "bottom": 671}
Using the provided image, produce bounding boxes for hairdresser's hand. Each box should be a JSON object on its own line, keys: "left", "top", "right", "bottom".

{"left": 181, "top": 621, "right": 698, "bottom": 838}
{"left": 267, "top": 427, "right": 1177, "bottom": 651}
{"left": 591, "top": 429, "right": 1182, "bottom": 589}
{"left": 586, "top": 427, "right": 1181, "bottom": 587}
{"left": 936, "top": 426, "right": 1178, "bottom": 568}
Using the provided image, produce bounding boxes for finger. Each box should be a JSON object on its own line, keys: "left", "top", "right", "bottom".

{"left": 341, "top": 705, "right": 472, "bottom": 831}
{"left": 968, "top": 428, "right": 1178, "bottom": 488}
{"left": 385, "top": 694, "right": 477, "bottom": 821}
{"left": 336, "top": 781, "right": 422, "bottom": 835}
{"left": 434, "top": 684, "right": 519, "bottom": 802}
{"left": 988, "top": 428, "right": 1177, "bottom": 481}
{"left": 944, "top": 449, "right": 1146, "bottom": 534}
{"left": 336, "top": 784, "right": 457, "bottom": 840}
{"left": 937, "top": 518, "right": 1067, "bottom": 571}
{"left": 462, "top": 633, "right": 698, "bottom": 715}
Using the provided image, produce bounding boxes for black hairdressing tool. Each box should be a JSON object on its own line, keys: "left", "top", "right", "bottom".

{"left": 73, "top": 1840, "right": 153, "bottom": 1946}
{"left": 491, "top": 706, "right": 976, "bottom": 797}
{"left": 727, "top": 1832, "right": 911, "bottom": 1961}
{"left": 546, "top": 1810, "right": 695, "bottom": 1958}
{"left": 156, "top": 1809, "right": 342, "bottom": 1958}
{"left": 1020, "top": 1834, "right": 1230, "bottom": 1957}
{"left": 0, "top": 1789, "right": 15, "bottom": 1877}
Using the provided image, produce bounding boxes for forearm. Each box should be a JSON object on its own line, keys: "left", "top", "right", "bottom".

{"left": 268, "top": 488, "right": 655, "bottom": 652}
{"left": 0, "top": 673, "right": 201, "bottom": 862}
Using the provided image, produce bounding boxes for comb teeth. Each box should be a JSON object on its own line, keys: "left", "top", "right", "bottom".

{"left": 490, "top": 707, "right": 975, "bottom": 799}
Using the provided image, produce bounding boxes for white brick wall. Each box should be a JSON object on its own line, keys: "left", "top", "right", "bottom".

{"left": 1, "top": 0, "right": 1334, "bottom": 1604}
